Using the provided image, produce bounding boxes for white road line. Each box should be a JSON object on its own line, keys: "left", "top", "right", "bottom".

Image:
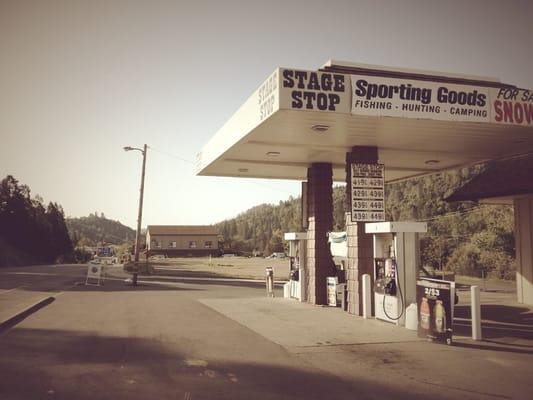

{"left": 2, "top": 272, "right": 59, "bottom": 276}
{"left": 0, "top": 285, "right": 25, "bottom": 294}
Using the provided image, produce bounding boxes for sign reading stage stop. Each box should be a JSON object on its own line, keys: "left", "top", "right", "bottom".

{"left": 351, "top": 163, "right": 385, "bottom": 222}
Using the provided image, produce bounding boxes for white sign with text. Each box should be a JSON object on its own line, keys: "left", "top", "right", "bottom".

{"left": 351, "top": 75, "right": 490, "bottom": 123}
{"left": 351, "top": 163, "right": 385, "bottom": 222}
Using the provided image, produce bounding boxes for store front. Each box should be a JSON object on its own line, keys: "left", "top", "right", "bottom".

{"left": 197, "top": 60, "right": 533, "bottom": 311}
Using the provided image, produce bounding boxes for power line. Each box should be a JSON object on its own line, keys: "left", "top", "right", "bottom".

{"left": 417, "top": 203, "right": 510, "bottom": 223}
{"left": 418, "top": 206, "right": 483, "bottom": 222}
{"left": 149, "top": 146, "right": 298, "bottom": 196}
{"left": 149, "top": 146, "right": 195, "bottom": 165}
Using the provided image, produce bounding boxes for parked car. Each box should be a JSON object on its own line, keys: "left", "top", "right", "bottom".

{"left": 267, "top": 252, "right": 286, "bottom": 259}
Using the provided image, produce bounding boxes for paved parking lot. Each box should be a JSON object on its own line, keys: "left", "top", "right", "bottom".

{"left": 0, "top": 263, "right": 532, "bottom": 399}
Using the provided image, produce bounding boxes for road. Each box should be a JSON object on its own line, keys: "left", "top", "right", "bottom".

{"left": 0, "top": 264, "right": 85, "bottom": 324}
{"left": 0, "top": 264, "right": 532, "bottom": 400}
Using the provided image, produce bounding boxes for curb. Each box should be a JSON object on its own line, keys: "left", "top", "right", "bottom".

{"left": 0, "top": 296, "right": 56, "bottom": 333}
{"left": 106, "top": 273, "right": 288, "bottom": 285}
{"left": 106, "top": 277, "right": 287, "bottom": 288}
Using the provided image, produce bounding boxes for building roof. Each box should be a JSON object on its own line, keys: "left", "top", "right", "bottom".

{"left": 147, "top": 225, "right": 218, "bottom": 236}
{"left": 197, "top": 60, "right": 533, "bottom": 183}
{"left": 446, "top": 153, "right": 533, "bottom": 202}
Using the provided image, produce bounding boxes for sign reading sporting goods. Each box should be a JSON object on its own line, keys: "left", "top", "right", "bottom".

{"left": 351, "top": 75, "right": 533, "bottom": 126}
{"left": 351, "top": 75, "right": 490, "bottom": 123}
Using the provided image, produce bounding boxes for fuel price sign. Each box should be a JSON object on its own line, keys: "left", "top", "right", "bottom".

{"left": 351, "top": 163, "right": 385, "bottom": 222}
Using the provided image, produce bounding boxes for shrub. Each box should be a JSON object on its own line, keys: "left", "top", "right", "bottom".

{"left": 123, "top": 262, "right": 154, "bottom": 275}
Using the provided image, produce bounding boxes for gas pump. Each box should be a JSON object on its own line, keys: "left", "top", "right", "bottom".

{"left": 283, "top": 232, "right": 307, "bottom": 301}
{"left": 365, "top": 222, "right": 427, "bottom": 326}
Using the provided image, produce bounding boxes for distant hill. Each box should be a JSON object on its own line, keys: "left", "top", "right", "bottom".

{"left": 66, "top": 213, "right": 136, "bottom": 246}
{"left": 215, "top": 189, "right": 345, "bottom": 256}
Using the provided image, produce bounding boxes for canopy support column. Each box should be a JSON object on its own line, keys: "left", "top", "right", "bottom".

{"left": 345, "top": 146, "right": 378, "bottom": 315}
{"left": 515, "top": 196, "right": 533, "bottom": 305}
{"left": 306, "top": 163, "right": 336, "bottom": 305}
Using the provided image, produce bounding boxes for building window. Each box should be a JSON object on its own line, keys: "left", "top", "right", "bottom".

{"left": 156, "top": 241, "right": 162, "bottom": 248}
{"left": 189, "top": 241, "right": 197, "bottom": 248}
{"left": 168, "top": 241, "right": 177, "bottom": 248}
{"left": 205, "top": 241, "right": 213, "bottom": 248}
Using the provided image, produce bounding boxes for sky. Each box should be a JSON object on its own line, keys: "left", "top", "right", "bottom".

{"left": 1, "top": 0, "right": 532, "bottom": 229}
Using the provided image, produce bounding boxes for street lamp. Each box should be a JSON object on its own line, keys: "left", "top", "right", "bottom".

{"left": 124, "top": 144, "right": 148, "bottom": 286}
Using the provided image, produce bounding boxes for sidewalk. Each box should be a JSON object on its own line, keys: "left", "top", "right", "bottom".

{"left": 197, "top": 296, "right": 533, "bottom": 400}
{"left": 200, "top": 297, "right": 421, "bottom": 350}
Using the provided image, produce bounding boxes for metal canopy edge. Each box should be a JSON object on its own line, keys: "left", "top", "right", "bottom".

{"left": 197, "top": 62, "right": 533, "bottom": 183}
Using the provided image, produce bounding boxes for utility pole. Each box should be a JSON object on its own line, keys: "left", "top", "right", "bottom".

{"left": 124, "top": 144, "right": 148, "bottom": 286}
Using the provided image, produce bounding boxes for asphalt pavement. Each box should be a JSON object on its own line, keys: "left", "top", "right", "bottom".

{"left": 0, "top": 264, "right": 532, "bottom": 400}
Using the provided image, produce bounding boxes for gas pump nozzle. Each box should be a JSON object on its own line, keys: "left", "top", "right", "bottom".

{"left": 383, "top": 245, "right": 397, "bottom": 295}
{"left": 384, "top": 277, "right": 397, "bottom": 295}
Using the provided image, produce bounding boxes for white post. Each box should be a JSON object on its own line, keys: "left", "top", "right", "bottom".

{"left": 362, "top": 274, "right": 372, "bottom": 319}
{"left": 471, "top": 285, "right": 482, "bottom": 341}
{"left": 299, "top": 239, "right": 306, "bottom": 303}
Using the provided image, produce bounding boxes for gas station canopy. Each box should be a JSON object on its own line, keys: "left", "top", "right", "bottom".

{"left": 197, "top": 60, "right": 533, "bottom": 182}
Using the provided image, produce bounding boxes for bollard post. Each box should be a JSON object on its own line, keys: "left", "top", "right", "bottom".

{"left": 362, "top": 274, "right": 372, "bottom": 319}
{"left": 299, "top": 266, "right": 306, "bottom": 303}
{"left": 266, "top": 267, "right": 274, "bottom": 297}
{"left": 471, "top": 285, "right": 482, "bottom": 340}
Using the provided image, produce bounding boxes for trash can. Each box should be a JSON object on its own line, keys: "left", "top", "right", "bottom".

{"left": 405, "top": 303, "right": 418, "bottom": 330}
{"left": 327, "top": 277, "right": 339, "bottom": 306}
{"left": 336, "top": 283, "right": 346, "bottom": 309}
{"left": 283, "top": 282, "right": 290, "bottom": 298}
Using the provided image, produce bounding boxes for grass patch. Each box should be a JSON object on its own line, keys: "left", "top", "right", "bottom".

{"left": 123, "top": 262, "right": 155, "bottom": 275}
{"left": 0, "top": 238, "right": 35, "bottom": 267}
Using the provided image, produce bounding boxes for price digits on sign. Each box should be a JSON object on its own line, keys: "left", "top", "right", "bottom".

{"left": 351, "top": 163, "right": 385, "bottom": 222}
{"left": 353, "top": 212, "right": 385, "bottom": 221}
{"left": 352, "top": 189, "right": 384, "bottom": 199}
{"left": 352, "top": 200, "right": 384, "bottom": 210}
{"left": 352, "top": 177, "right": 384, "bottom": 187}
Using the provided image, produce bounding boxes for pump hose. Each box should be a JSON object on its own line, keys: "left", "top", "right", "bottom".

{"left": 383, "top": 260, "right": 405, "bottom": 321}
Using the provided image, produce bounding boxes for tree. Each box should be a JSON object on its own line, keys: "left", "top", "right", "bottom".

{"left": 0, "top": 175, "right": 74, "bottom": 266}
{"left": 46, "top": 202, "right": 73, "bottom": 261}
{"left": 213, "top": 163, "right": 516, "bottom": 279}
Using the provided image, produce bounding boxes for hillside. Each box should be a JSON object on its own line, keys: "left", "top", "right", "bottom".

{"left": 67, "top": 213, "right": 136, "bottom": 246}
{"left": 216, "top": 164, "right": 515, "bottom": 279}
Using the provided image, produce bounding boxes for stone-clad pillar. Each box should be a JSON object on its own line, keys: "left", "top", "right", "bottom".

{"left": 515, "top": 196, "right": 533, "bottom": 305}
{"left": 306, "top": 163, "right": 336, "bottom": 305}
{"left": 345, "top": 146, "right": 378, "bottom": 315}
